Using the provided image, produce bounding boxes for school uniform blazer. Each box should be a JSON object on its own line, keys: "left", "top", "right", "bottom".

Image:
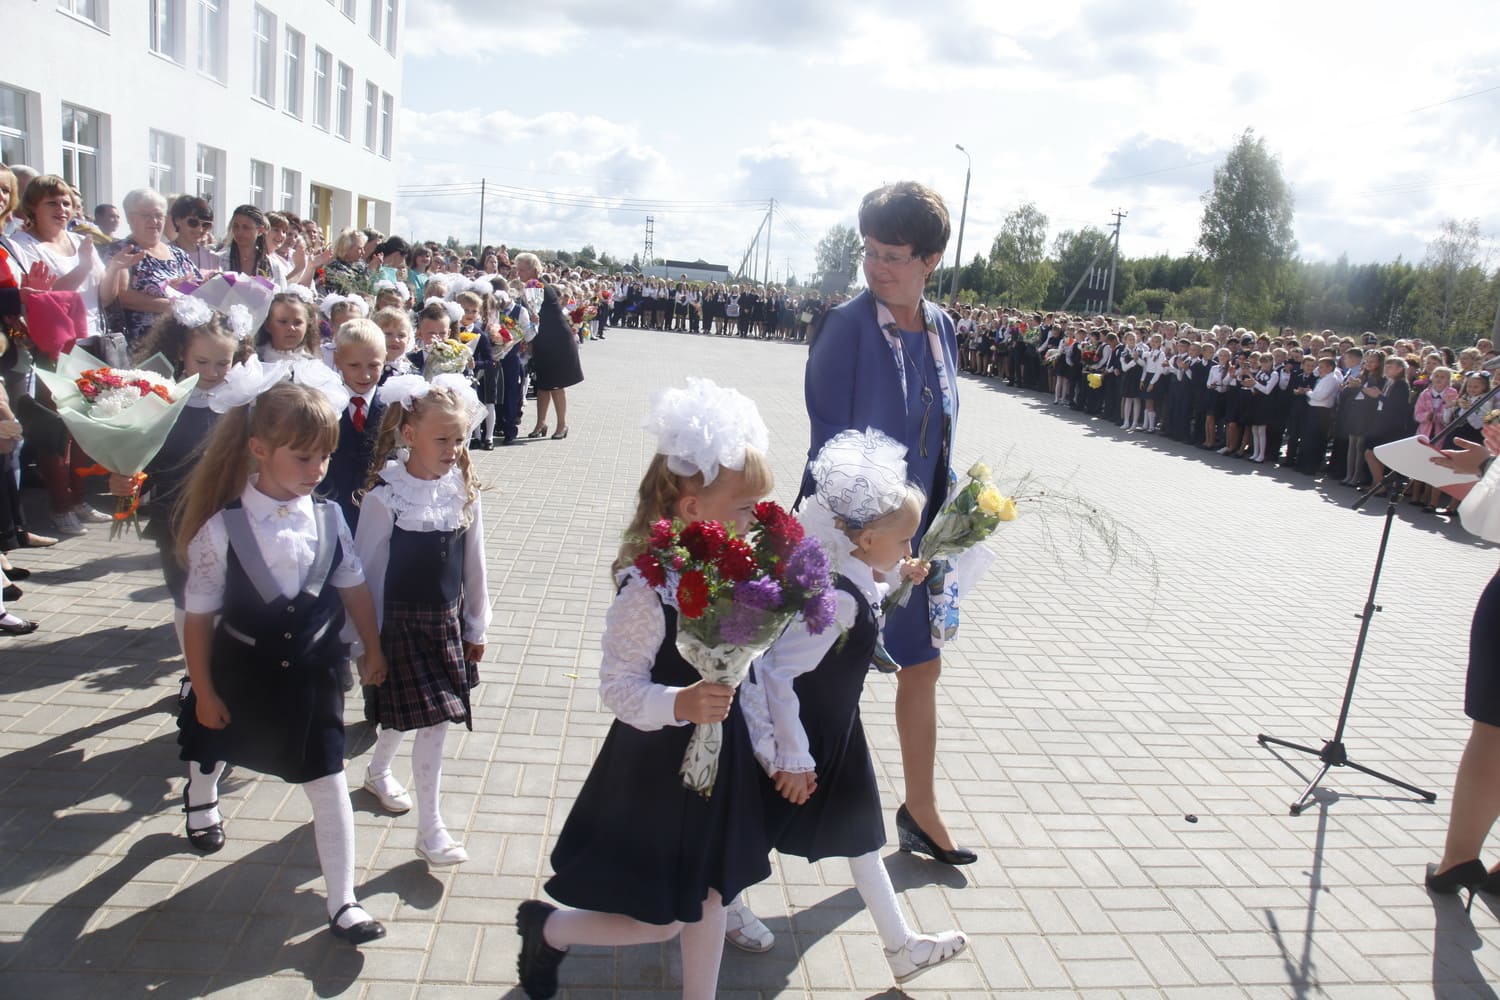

{"left": 322, "top": 396, "right": 387, "bottom": 528}
{"left": 799, "top": 290, "right": 960, "bottom": 503}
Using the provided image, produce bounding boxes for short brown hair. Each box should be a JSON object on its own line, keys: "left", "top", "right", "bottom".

{"left": 858, "top": 181, "right": 951, "bottom": 260}
{"left": 19, "top": 174, "right": 71, "bottom": 225}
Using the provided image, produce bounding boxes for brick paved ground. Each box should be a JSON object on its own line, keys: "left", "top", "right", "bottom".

{"left": 2, "top": 326, "right": 1499, "bottom": 999}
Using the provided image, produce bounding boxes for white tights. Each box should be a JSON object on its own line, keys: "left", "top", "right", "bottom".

{"left": 848, "top": 851, "right": 915, "bottom": 951}
{"left": 483, "top": 403, "right": 497, "bottom": 443}
{"left": 368, "top": 722, "right": 453, "bottom": 838}
{"left": 303, "top": 770, "right": 367, "bottom": 925}
{"left": 185, "top": 760, "right": 225, "bottom": 830}
{"left": 543, "top": 890, "right": 728, "bottom": 1000}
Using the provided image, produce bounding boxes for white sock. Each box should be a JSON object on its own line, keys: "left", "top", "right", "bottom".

{"left": 412, "top": 722, "right": 450, "bottom": 840}
{"left": 543, "top": 909, "right": 682, "bottom": 950}
{"left": 679, "top": 890, "right": 728, "bottom": 1000}
{"left": 303, "top": 771, "right": 364, "bottom": 925}
{"left": 849, "top": 851, "right": 913, "bottom": 951}
{"left": 367, "top": 726, "right": 405, "bottom": 781}
{"left": 186, "top": 760, "right": 226, "bottom": 830}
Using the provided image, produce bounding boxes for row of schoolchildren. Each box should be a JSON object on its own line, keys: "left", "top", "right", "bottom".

{"left": 607, "top": 279, "right": 830, "bottom": 341}
{"left": 115, "top": 304, "right": 973, "bottom": 994}
{"left": 92, "top": 298, "right": 496, "bottom": 945}
{"left": 990, "top": 317, "right": 1497, "bottom": 512}
{"left": 252, "top": 277, "right": 533, "bottom": 448}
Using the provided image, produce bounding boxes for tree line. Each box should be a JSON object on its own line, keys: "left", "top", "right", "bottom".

{"left": 813, "top": 130, "right": 1500, "bottom": 343}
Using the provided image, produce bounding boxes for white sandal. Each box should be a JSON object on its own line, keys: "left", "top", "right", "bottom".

{"left": 886, "top": 930, "right": 968, "bottom": 984}
{"left": 723, "top": 895, "right": 775, "bottom": 953}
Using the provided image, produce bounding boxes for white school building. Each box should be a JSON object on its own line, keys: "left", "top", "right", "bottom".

{"left": 3, "top": 0, "right": 404, "bottom": 235}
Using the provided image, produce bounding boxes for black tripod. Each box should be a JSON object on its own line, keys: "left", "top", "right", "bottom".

{"left": 1257, "top": 466, "right": 1437, "bottom": 814}
{"left": 1259, "top": 373, "right": 1500, "bottom": 813}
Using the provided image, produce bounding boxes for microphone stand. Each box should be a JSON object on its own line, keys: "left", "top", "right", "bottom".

{"left": 1256, "top": 376, "right": 1499, "bottom": 815}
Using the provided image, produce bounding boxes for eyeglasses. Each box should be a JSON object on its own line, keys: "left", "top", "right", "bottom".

{"left": 863, "top": 246, "right": 922, "bottom": 268}
{"left": 181, "top": 218, "right": 211, "bottom": 229}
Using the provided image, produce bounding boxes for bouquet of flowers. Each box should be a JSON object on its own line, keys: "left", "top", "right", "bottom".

{"left": 423, "top": 338, "right": 473, "bottom": 377}
{"left": 885, "top": 461, "right": 1015, "bottom": 617}
{"left": 33, "top": 346, "right": 199, "bottom": 538}
{"left": 633, "top": 501, "right": 837, "bottom": 796}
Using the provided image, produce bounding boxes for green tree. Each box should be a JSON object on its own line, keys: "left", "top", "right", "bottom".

{"left": 990, "top": 202, "right": 1052, "bottom": 307}
{"left": 1411, "top": 218, "right": 1485, "bottom": 340}
{"left": 1198, "top": 129, "right": 1297, "bottom": 322}
{"left": 815, "top": 223, "right": 864, "bottom": 294}
{"left": 1047, "top": 227, "right": 1114, "bottom": 307}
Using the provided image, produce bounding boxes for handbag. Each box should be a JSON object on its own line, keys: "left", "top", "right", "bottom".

{"left": 798, "top": 310, "right": 813, "bottom": 324}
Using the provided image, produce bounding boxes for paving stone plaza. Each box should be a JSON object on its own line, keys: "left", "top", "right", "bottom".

{"left": 2, "top": 327, "right": 1499, "bottom": 999}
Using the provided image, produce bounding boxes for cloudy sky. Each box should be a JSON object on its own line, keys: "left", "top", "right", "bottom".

{"left": 394, "top": 0, "right": 1500, "bottom": 282}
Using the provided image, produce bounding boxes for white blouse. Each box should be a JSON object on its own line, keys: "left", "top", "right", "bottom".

{"left": 184, "top": 479, "right": 364, "bottom": 615}
{"left": 1460, "top": 455, "right": 1500, "bottom": 545}
{"left": 740, "top": 558, "right": 887, "bottom": 776}
{"left": 598, "top": 569, "right": 691, "bottom": 732}
{"left": 345, "top": 460, "right": 491, "bottom": 648}
{"left": 12, "top": 231, "right": 105, "bottom": 335}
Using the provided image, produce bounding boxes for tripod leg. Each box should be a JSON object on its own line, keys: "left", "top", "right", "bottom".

{"left": 1338, "top": 758, "right": 1438, "bottom": 803}
{"left": 1258, "top": 734, "right": 1325, "bottom": 758}
{"left": 1289, "top": 763, "right": 1332, "bottom": 816}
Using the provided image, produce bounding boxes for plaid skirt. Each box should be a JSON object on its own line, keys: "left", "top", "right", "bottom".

{"left": 370, "top": 597, "right": 478, "bottom": 731}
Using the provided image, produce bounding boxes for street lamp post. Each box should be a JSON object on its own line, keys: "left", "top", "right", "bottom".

{"left": 950, "top": 143, "right": 971, "bottom": 305}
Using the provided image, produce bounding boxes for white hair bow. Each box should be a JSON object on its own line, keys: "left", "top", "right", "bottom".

{"left": 379, "top": 372, "right": 485, "bottom": 432}
{"left": 644, "top": 377, "right": 769, "bottom": 485}
{"left": 171, "top": 296, "right": 215, "bottom": 330}
{"left": 208, "top": 356, "right": 290, "bottom": 413}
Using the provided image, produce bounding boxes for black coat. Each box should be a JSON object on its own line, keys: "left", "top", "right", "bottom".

{"left": 529, "top": 285, "right": 584, "bottom": 391}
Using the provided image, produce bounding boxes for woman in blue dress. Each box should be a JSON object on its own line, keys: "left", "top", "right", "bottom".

{"left": 798, "top": 182, "right": 975, "bottom": 867}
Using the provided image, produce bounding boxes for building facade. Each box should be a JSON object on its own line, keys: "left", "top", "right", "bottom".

{"left": 2, "top": 0, "right": 403, "bottom": 236}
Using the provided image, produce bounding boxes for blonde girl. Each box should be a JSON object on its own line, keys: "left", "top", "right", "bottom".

{"left": 174, "top": 381, "right": 389, "bottom": 946}
{"left": 517, "top": 380, "right": 776, "bottom": 1000}
{"left": 351, "top": 375, "right": 489, "bottom": 866}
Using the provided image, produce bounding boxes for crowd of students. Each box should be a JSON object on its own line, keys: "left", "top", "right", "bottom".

{"left": 947, "top": 306, "right": 1498, "bottom": 510}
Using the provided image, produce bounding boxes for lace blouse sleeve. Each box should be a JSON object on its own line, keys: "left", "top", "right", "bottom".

{"left": 183, "top": 515, "right": 230, "bottom": 615}
{"left": 742, "top": 590, "right": 857, "bottom": 775}
{"left": 327, "top": 505, "right": 365, "bottom": 588}
{"left": 597, "top": 572, "right": 686, "bottom": 731}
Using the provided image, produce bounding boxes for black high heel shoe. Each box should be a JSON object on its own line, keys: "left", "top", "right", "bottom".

{"left": 1476, "top": 865, "right": 1500, "bottom": 896}
{"left": 182, "top": 789, "right": 225, "bottom": 854}
{"left": 526, "top": 425, "right": 549, "bottom": 439}
{"left": 896, "top": 804, "right": 977, "bottom": 866}
{"left": 1425, "top": 859, "right": 1488, "bottom": 911}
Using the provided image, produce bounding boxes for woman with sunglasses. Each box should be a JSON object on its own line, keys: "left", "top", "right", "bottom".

{"left": 169, "top": 195, "right": 219, "bottom": 273}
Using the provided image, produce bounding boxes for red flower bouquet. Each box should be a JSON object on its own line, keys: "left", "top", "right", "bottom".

{"left": 633, "top": 501, "right": 837, "bottom": 795}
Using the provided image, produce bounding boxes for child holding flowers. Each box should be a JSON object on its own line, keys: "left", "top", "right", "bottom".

{"left": 174, "top": 380, "right": 390, "bottom": 946}
{"left": 350, "top": 373, "right": 490, "bottom": 867}
{"left": 517, "top": 379, "right": 778, "bottom": 1000}
{"left": 736, "top": 428, "right": 968, "bottom": 985}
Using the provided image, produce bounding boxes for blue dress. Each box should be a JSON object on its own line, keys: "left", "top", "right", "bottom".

{"left": 801, "top": 291, "right": 958, "bottom": 669}
{"left": 884, "top": 326, "right": 946, "bottom": 666}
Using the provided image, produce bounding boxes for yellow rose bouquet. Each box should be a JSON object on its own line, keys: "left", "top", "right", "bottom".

{"left": 884, "top": 460, "right": 1014, "bottom": 615}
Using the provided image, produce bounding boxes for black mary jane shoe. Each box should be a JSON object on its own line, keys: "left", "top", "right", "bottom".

{"left": 328, "top": 902, "right": 386, "bottom": 945}
{"left": 2, "top": 566, "right": 30, "bottom": 581}
{"left": 1425, "top": 859, "right": 1489, "bottom": 912}
{"left": 0, "top": 616, "right": 39, "bottom": 636}
{"left": 896, "top": 803, "right": 977, "bottom": 866}
{"left": 516, "top": 899, "right": 567, "bottom": 999}
{"left": 182, "top": 789, "right": 225, "bottom": 854}
{"left": 2, "top": 584, "right": 20, "bottom": 602}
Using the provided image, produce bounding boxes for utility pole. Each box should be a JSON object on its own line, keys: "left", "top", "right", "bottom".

{"left": 763, "top": 199, "right": 774, "bottom": 288}
{"left": 643, "top": 215, "right": 654, "bottom": 273}
{"left": 1106, "top": 208, "right": 1127, "bottom": 314}
{"left": 950, "top": 144, "right": 971, "bottom": 304}
{"left": 477, "top": 177, "right": 486, "bottom": 249}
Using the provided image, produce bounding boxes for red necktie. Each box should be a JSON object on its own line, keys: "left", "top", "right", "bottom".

{"left": 351, "top": 396, "right": 366, "bottom": 433}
